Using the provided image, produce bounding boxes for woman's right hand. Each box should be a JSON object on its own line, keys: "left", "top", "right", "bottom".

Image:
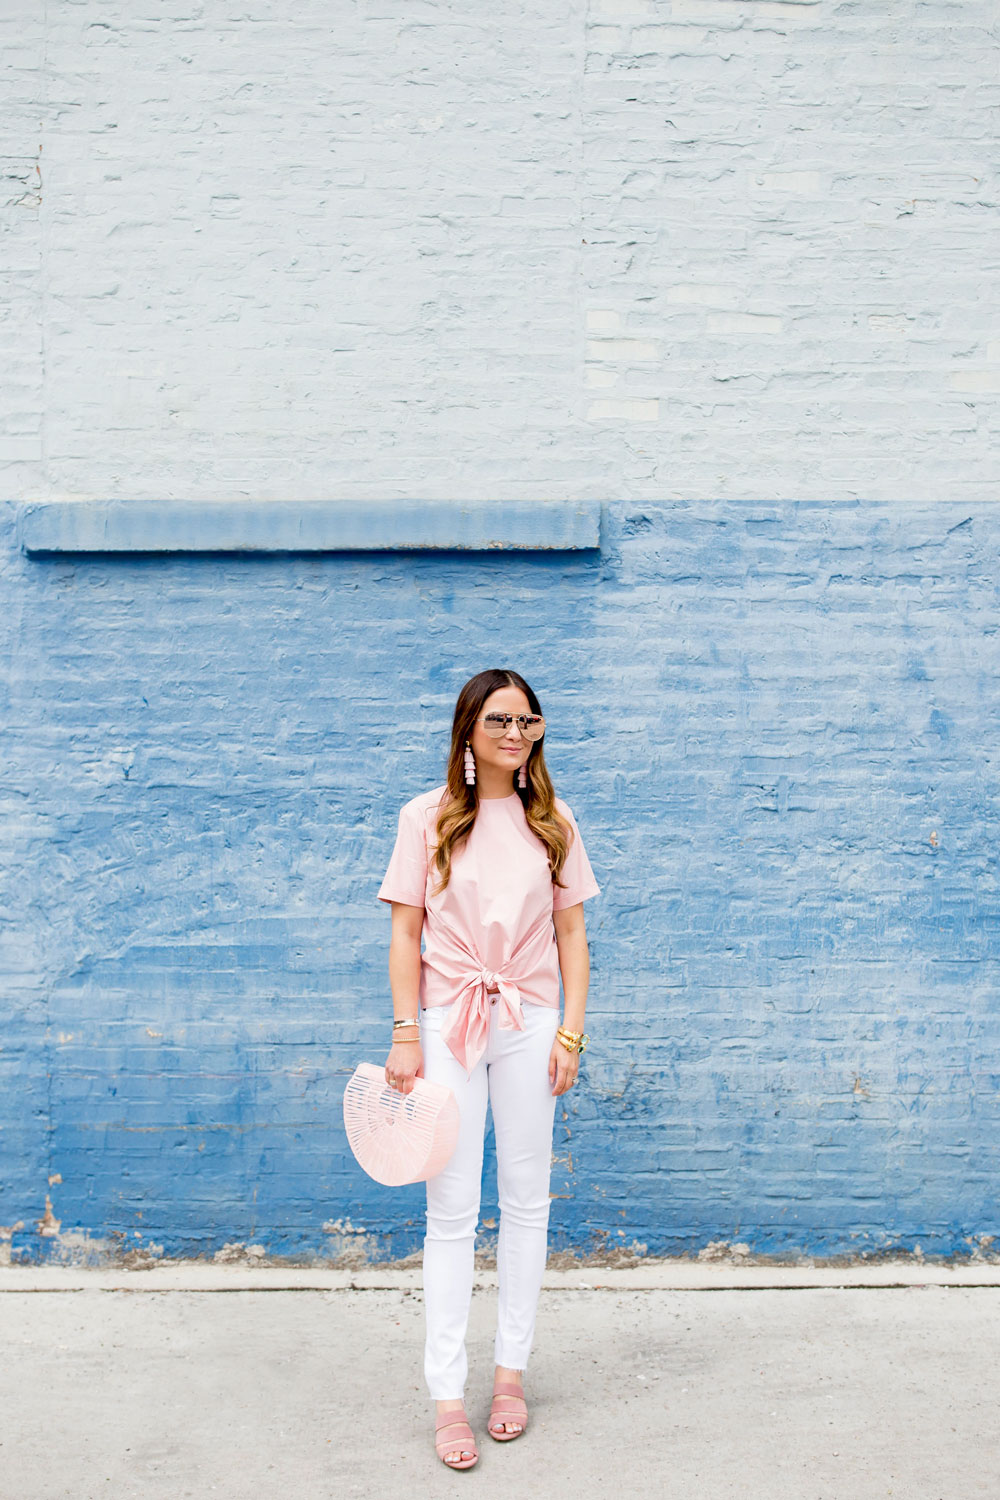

{"left": 385, "top": 1040, "right": 423, "bottom": 1095}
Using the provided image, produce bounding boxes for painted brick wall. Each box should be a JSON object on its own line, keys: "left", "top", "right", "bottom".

{"left": 2, "top": 499, "right": 998, "bottom": 1266}
{"left": 3, "top": 0, "right": 998, "bottom": 503}
{"left": 3, "top": 2, "right": 997, "bottom": 1264}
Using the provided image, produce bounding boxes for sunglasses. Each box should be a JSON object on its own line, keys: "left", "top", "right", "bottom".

{"left": 475, "top": 712, "right": 546, "bottom": 742}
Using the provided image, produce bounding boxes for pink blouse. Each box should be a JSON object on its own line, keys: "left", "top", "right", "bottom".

{"left": 377, "top": 785, "right": 600, "bottom": 1074}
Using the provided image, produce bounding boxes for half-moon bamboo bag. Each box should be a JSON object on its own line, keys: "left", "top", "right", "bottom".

{"left": 343, "top": 1062, "right": 460, "bottom": 1186}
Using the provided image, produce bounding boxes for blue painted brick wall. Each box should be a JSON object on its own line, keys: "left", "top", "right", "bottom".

{"left": 2, "top": 499, "right": 999, "bottom": 1266}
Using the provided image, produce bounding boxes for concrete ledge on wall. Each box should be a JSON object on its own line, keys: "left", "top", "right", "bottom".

{"left": 18, "top": 499, "right": 603, "bottom": 554}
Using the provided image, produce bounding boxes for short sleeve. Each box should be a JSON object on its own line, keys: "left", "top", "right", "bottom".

{"left": 376, "top": 800, "right": 428, "bottom": 906}
{"left": 552, "top": 803, "right": 601, "bottom": 910}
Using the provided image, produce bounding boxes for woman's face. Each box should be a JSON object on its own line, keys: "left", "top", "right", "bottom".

{"left": 468, "top": 685, "right": 536, "bottom": 779}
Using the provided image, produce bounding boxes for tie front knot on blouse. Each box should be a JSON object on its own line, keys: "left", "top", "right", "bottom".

{"left": 440, "top": 964, "right": 525, "bottom": 1075}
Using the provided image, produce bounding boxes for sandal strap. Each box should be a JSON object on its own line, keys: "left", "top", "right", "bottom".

{"left": 491, "top": 1390, "right": 528, "bottom": 1425}
{"left": 436, "top": 1438, "right": 476, "bottom": 1452}
{"left": 436, "top": 1411, "right": 473, "bottom": 1433}
{"left": 436, "top": 1430, "right": 477, "bottom": 1451}
{"left": 492, "top": 1381, "right": 527, "bottom": 1398}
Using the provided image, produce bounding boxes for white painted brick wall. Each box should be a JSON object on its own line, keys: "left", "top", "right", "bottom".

{"left": 2, "top": 0, "right": 997, "bottom": 502}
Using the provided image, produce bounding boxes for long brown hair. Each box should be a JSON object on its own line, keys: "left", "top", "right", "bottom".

{"left": 430, "top": 668, "right": 574, "bottom": 896}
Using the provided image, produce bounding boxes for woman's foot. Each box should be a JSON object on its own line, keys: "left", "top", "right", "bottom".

{"left": 434, "top": 1398, "right": 478, "bottom": 1468}
{"left": 489, "top": 1364, "right": 528, "bottom": 1439}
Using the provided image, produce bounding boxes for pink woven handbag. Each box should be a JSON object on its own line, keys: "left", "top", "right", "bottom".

{"left": 343, "top": 1062, "right": 460, "bottom": 1186}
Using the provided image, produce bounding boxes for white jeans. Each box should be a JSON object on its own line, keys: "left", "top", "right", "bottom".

{"left": 419, "top": 996, "right": 560, "bottom": 1400}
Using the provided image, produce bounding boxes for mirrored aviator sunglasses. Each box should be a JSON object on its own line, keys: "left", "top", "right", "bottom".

{"left": 480, "top": 711, "right": 546, "bottom": 742}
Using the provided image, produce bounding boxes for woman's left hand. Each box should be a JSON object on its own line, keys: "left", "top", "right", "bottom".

{"left": 549, "top": 1036, "right": 580, "bottom": 1096}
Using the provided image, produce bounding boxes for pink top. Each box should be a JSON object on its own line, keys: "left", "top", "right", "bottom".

{"left": 377, "top": 785, "right": 600, "bottom": 1074}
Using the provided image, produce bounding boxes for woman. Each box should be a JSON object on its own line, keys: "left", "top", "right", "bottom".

{"left": 376, "top": 668, "right": 600, "bottom": 1470}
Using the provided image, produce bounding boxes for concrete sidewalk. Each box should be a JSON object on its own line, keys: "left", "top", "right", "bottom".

{"left": 1, "top": 1261, "right": 998, "bottom": 1500}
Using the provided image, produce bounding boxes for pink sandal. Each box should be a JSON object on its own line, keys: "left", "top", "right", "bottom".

{"left": 488, "top": 1381, "right": 528, "bottom": 1441}
{"left": 435, "top": 1406, "right": 479, "bottom": 1469}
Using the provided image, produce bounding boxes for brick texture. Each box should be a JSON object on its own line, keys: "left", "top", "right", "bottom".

{"left": 2, "top": 499, "right": 998, "bottom": 1265}
{"left": 1, "top": 1, "right": 997, "bottom": 503}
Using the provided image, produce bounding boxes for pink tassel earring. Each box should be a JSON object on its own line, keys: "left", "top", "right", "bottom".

{"left": 518, "top": 761, "right": 527, "bottom": 789}
{"left": 464, "top": 741, "right": 476, "bottom": 785}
